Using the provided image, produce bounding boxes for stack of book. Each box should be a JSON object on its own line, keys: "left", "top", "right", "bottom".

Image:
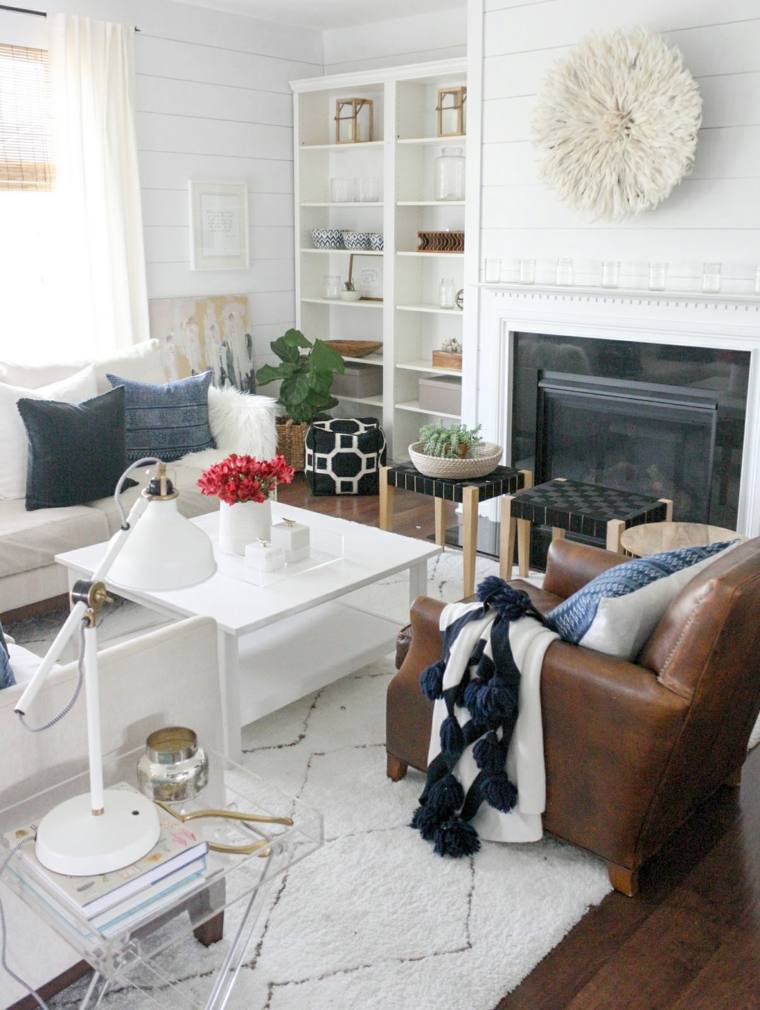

{"left": 5, "top": 785, "right": 208, "bottom": 939}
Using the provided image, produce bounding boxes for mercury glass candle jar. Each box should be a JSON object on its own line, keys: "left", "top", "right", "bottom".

{"left": 137, "top": 727, "right": 209, "bottom": 803}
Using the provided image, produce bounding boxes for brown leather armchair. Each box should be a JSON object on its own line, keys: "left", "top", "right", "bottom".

{"left": 387, "top": 538, "right": 760, "bottom": 896}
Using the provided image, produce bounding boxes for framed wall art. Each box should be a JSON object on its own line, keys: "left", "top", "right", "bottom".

{"left": 189, "top": 180, "right": 250, "bottom": 271}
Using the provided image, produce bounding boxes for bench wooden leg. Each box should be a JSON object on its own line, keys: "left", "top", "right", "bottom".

{"left": 551, "top": 527, "right": 566, "bottom": 542}
{"left": 462, "top": 485, "right": 479, "bottom": 597}
{"left": 516, "top": 520, "right": 531, "bottom": 577}
{"left": 194, "top": 911, "right": 225, "bottom": 947}
{"left": 499, "top": 495, "right": 516, "bottom": 580}
{"left": 387, "top": 753, "right": 408, "bottom": 781}
{"left": 607, "top": 862, "right": 640, "bottom": 897}
{"left": 606, "top": 518, "right": 626, "bottom": 554}
{"left": 379, "top": 466, "right": 394, "bottom": 531}
{"left": 434, "top": 496, "right": 446, "bottom": 547}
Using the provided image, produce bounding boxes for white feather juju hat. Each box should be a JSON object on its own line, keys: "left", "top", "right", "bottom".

{"left": 532, "top": 27, "right": 702, "bottom": 220}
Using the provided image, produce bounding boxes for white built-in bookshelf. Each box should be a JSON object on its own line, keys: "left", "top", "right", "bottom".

{"left": 291, "top": 59, "right": 468, "bottom": 459}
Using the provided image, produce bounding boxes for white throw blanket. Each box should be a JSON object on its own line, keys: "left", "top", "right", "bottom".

{"left": 411, "top": 579, "right": 558, "bottom": 856}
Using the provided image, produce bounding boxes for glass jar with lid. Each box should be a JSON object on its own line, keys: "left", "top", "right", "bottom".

{"left": 435, "top": 147, "right": 465, "bottom": 201}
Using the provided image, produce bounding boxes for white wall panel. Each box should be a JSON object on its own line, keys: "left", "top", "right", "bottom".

{"left": 475, "top": 0, "right": 760, "bottom": 289}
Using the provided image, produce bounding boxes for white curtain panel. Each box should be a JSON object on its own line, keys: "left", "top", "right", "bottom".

{"left": 47, "top": 14, "right": 149, "bottom": 357}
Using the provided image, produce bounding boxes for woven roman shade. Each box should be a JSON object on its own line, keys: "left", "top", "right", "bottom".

{"left": 0, "top": 43, "right": 54, "bottom": 191}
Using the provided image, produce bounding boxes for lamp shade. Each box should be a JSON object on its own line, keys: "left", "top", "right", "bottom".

{"left": 107, "top": 498, "right": 216, "bottom": 591}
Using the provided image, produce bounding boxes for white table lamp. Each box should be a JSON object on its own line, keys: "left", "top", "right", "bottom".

{"left": 14, "top": 459, "right": 217, "bottom": 876}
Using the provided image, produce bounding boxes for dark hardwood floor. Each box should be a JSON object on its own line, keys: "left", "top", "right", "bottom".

{"left": 284, "top": 478, "right": 760, "bottom": 1010}
{"left": 9, "top": 477, "right": 760, "bottom": 1009}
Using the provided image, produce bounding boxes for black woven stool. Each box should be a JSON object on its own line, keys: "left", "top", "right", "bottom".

{"left": 506, "top": 477, "right": 673, "bottom": 556}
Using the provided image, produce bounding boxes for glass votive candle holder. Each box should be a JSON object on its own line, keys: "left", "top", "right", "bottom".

{"left": 519, "top": 258, "right": 536, "bottom": 284}
{"left": 601, "top": 260, "right": 621, "bottom": 288}
{"left": 484, "top": 258, "right": 500, "bottom": 284}
{"left": 323, "top": 275, "right": 341, "bottom": 299}
{"left": 702, "top": 262, "right": 722, "bottom": 293}
{"left": 649, "top": 262, "right": 668, "bottom": 291}
{"left": 556, "top": 258, "right": 574, "bottom": 286}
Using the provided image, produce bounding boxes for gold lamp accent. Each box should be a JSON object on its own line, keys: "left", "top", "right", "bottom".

{"left": 436, "top": 86, "right": 467, "bottom": 138}
{"left": 335, "top": 98, "right": 374, "bottom": 144}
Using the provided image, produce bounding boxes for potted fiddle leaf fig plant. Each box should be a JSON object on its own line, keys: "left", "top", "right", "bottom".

{"left": 255, "top": 329, "right": 345, "bottom": 470}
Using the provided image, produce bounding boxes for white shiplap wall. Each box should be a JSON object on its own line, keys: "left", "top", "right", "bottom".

{"left": 322, "top": 6, "right": 466, "bottom": 75}
{"left": 0, "top": 0, "right": 323, "bottom": 364}
{"left": 474, "top": 0, "right": 760, "bottom": 292}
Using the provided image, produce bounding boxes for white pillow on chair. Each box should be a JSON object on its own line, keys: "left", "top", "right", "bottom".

{"left": 207, "top": 384, "right": 278, "bottom": 459}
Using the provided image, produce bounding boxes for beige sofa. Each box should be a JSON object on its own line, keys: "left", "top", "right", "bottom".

{"left": 0, "top": 617, "right": 223, "bottom": 1007}
{"left": 0, "top": 340, "right": 276, "bottom": 615}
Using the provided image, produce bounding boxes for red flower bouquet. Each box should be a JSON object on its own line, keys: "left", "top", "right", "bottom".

{"left": 198, "top": 453, "right": 295, "bottom": 506}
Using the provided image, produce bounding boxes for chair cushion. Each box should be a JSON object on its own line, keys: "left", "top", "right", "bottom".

{"left": 17, "top": 387, "right": 132, "bottom": 511}
{"left": 545, "top": 541, "right": 737, "bottom": 660}
{"left": 108, "top": 370, "right": 215, "bottom": 463}
{"left": 0, "top": 498, "right": 108, "bottom": 578}
{"left": 206, "top": 385, "right": 278, "bottom": 458}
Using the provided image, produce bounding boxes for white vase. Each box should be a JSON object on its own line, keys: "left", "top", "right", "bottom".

{"left": 218, "top": 499, "right": 272, "bottom": 555}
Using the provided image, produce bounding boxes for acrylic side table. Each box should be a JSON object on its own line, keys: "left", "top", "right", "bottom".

{"left": 0, "top": 747, "right": 322, "bottom": 1010}
{"left": 379, "top": 463, "right": 533, "bottom": 595}
{"left": 506, "top": 477, "right": 673, "bottom": 556}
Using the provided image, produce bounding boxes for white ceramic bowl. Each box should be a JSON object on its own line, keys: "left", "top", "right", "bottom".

{"left": 339, "top": 290, "right": 362, "bottom": 302}
{"left": 408, "top": 441, "right": 503, "bottom": 479}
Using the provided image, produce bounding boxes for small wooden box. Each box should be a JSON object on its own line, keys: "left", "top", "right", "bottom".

{"left": 432, "top": 350, "right": 462, "bottom": 371}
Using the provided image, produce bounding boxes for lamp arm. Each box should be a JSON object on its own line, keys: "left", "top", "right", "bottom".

{"left": 13, "top": 458, "right": 161, "bottom": 718}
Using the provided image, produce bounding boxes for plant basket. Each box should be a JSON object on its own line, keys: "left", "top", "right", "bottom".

{"left": 276, "top": 418, "right": 308, "bottom": 472}
{"left": 408, "top": 441, "right": 502, "bottom": 479}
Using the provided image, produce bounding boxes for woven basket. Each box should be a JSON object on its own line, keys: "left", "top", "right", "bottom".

{"left": 276, "top": 418, "right": 308, "bottom": 472}
{"left": 408, "top": 441, "right": 502, "bottom": 479}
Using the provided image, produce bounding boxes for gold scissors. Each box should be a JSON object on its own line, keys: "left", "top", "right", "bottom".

{"left": 155, "top": 800, "right": 293, "bottom": 856}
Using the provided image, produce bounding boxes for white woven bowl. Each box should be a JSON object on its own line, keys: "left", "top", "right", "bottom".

{"left": 408, "top": 442, "right": 502, "bottom": 479}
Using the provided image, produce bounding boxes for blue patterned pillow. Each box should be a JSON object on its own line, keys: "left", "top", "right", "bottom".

{"left": 546, "top": 541, "right": 735, "bottom": 660}
{"left": 107, "top": 371, "right": 215, "bottom": 463}
{"left": 0, "top": 620, "right": 15, "bottom": 690}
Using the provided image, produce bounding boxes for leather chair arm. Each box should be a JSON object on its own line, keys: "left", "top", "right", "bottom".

{"left": 540, "top": 639, "right": 688, "bottom": 866}
{"left": 543, "top": 540, "right": 623, "bottom": 600}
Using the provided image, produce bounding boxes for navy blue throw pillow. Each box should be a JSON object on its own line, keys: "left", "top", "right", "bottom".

{"left": 17, "top": 387, "right": 133, "bottom": 511}
{"left": 0, "top": 619, "right": 16, "bottom": 690}
{"left": 107, "top": 371, "right": 215, "bottom": 463}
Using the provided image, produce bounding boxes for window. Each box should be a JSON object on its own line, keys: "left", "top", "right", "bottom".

{"left": 0, "top": 43, "right": 53, "bottom": 191}
{"left": 0, "top": 42, "right": 57, "bottom": 363}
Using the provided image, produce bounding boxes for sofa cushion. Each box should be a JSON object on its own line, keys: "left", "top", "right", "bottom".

{"left": 108, "top": 370, "right": 215, "bottom": 463}
{"left": 206, "top": 384, "right": 278, "bottom": 458}
{"left": 0, "top": 366, "right": 98, "bottom": 501}
{"left": 0, "top": 498, "right": 108, "bottom": 578}
{"left": 0, "top": 340, "right": 163, "bottom": 394}
{"left": 18, "top": 387, "right": 132, "bottom": 511}
{"left": 545, "top": 541, "right": 736, "bottom": 660}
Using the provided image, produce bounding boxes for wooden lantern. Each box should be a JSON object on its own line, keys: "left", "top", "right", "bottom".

{"left": 335, "top": 98, "right": 374, "bottom": 144}
{"left": 436, "top": 86, "right": 467, "bottom": 138}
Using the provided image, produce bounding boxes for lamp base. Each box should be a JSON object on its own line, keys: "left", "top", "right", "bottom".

{"left": 35, "top": 788, "right": 161, "bottom": 876}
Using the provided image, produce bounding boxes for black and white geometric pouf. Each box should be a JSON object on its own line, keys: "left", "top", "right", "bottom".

{"left": 305, "top": 417, "right": 387, "bottom": 495}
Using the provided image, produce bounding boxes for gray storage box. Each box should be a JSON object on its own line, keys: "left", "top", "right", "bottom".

{"left": 332, "top": 363, "right": 382, "bottom": 399}
{"left": 418, "top": 375, "right": 462, "bottom": 416}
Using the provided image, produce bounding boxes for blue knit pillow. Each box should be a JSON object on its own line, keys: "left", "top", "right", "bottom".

{"left": 0, "top": 620, "right": 15, "bottom": 690}
{"left": 545, "top": 541, "right": 735, "bottom": 660}
{"left": 107, "top": 371, "right": 215, "bottom": 463}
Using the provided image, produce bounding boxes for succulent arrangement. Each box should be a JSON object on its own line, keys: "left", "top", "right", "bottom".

{"left": 419, "top": 422, "right": 483, "bottom": 459}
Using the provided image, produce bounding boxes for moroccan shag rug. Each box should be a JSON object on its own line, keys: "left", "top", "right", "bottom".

{"left": 9, "top": 552, "right": 615, "bottom": 1010}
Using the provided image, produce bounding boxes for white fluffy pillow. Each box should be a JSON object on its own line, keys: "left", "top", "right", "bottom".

{"left": 0, "top": 365, "right": 98, "bottom": 500}
{"left": 208, "top": 385, "right": 278, "bottom": 458}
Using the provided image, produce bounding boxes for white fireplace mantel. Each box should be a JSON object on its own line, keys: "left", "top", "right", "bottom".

{"left": 465, "top": 284, "right": 760, "bottom": 536}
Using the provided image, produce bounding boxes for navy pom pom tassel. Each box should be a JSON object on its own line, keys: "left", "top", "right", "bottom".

{"left": 477, "top": 577, "right": 534, "bottom": 622}
{"left": 470, "top": 679, "right": 517, "bottom": 724}
{"left": 433, "top": 818, "right": 481, "bottom": 858}
{"left": 481, "top": 770, "right": 518, "bottom": 813}
{"left": 420, "top": 659, "right": 445, "bottom": 701}
{"left": 440, "top": 715, "right": 464, "bottom": 756}
{"left": 426, "top": 772, "right": 465, "bottom": 817}
{"left": 463, "top": 679, "right": 482, "bottom": 712}
{"left": 411, "top": 805, "right": 441, "bottom": 841}
{"left": 473, "top": 730, "right": 507, "bottom": 773}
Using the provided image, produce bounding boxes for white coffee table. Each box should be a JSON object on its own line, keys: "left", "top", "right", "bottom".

{"left": 56, "top": 503, "right": 440, "bottom": 759}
